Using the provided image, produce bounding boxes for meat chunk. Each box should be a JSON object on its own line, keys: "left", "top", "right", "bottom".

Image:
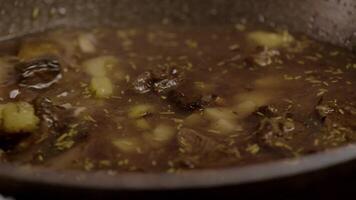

{"left": 177, "top": 128, "right": 219, "bottom": 155}
{"left": 132, "top": 65, "right": 184, "bottom": 94}
{"left": 16, "top": 58, "right": 62, "bottom": 89}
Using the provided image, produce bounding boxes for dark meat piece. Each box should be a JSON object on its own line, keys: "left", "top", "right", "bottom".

{"left": 34, "top": 97, "right": 61, "bottom": 129}
{"left": 132, "top": 65, "right": 184, "bottom": 94}
{"left": 16, "top": 58, "right": 62, "bottom": 89}
{"left": 255, "top": 105, "right": 279, "bottom": 117}
{"left": 132, "top": 65, "right": 216, "bottom": 112}
{"left": 132, "top": 71, "right": 153, "bottom": 94}
{"left": 177, "top": 128, "right": 219, "bottom": 155}
{"left": 175, "top": 128, "right": 240, "bottom": 168}
{"left": 153, "top": 78, "right": 180, "bottom": 93}
{"left": 304, "top": 97, "right": 334, "bottom": 129}
{"left": 167, "top": 90, "right": 217, "bottom": 112}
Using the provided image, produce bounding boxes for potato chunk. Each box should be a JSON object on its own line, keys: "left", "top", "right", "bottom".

{"left": 83, "top": 56, "right": 119, "bottom": 77}
{"left": 152, "top": 124, "right": 176, "bottom": 143}
{"left": 247, "top": 31, "right": 294, "bottom": 48}
{"left": 204, "top": 107, "right": 236, "bottom": 121}
{"left": 234, "top": 100, "right": 258, "bottom": 118}
{"left": 1, "top": 102, "right": 39, "bottom": 133}
{"left": 235, "top": 91, "right": 272, "bottom": 107}
{"left": 78, "top": 33, "right": 96, "bottom": 53}
{"left": 128, "top": 104, "right": 155, "bottom": 119}
{"left": 210, "top": 119, "right": 237, "bottom": 135}
{"left": 204, "top": 107, "right": 241, "bottom": 135}
{"left": 143, "top": 124, "right": 176, "bottom": 148}
{"left": 135, "top": 119, "right": 151, "bottom": 130}
{"left": 113, "top": 137, "right": 141, "bottom": 153}
{"left": 90, "top": 77, "right": 113, "bottom": 98}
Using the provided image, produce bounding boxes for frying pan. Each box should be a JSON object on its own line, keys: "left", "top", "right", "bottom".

{"left": 0, "top": 0, "right": 356, "bottom": 198}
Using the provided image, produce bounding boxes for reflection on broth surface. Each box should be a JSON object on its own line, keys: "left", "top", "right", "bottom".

{"left": 0, "top": 23, "right": 355, "bottom": 173}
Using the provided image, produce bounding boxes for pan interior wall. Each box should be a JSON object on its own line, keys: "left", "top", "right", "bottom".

{"left": 0, "top": 0, "right": 355, "bottom": 49}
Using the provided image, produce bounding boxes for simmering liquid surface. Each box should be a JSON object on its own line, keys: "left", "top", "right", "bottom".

{"left": 0, "top": 23, "right": 355, "bottom": 173}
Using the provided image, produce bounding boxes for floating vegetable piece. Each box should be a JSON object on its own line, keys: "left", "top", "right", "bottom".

{"left": 204, "top": 107, "right": 239, "bottom": 134}
{"left": 184, "top": 113, "right": 205, "bottom": 127}
{"left": 234, "top": 100, "right": 258, "bottom": 118}
{"left": 90, "top": 77, "right": 113, "bottom": 98}
{"left": 135, "top": 118, "right": 151, "bottom": 130}
{"left": 210, "top": 119, "right": 238, "bottom": 135}
{"left": 235, "top": 91, "right": 273, "bottom": 107}
{"left": 78, "top": 33, "right": 97, "bottom": 53}
{"left": 16, "top": 58, "right": 62, "bottom": 89}
{"left": 247, "top": 31, "right": 294, "bottom": 48}
{"left": 204, "top": 107, "right": 236, "bottom": 121}
{"left": 113, "top": 137, "right": 142, "bottom": 153}
{"left": 143, "top": 124, "right": 176, "bottom": 148}
{"left": 83, "top": 56, "right": 118, "bottom": 77}
{"left": 128, "top": 104, "right": 155, "bottom": 119}
{"left": 1, "top": 102, "right": 39, "bottom": 133}
{"left": 152, "top": 124, "right": 175, "bottom": 143}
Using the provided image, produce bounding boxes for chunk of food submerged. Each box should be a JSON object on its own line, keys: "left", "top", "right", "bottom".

{"left": 82, "top": 56, "right": 118, "bottom": 98}
{"left": 113, "top": 137, "right": 142, "bottom": 154}
{"left": 90, "top": 77, "right": 113, "bottom": 98}
{"left": 128, "top": 104, "right": 155, "bottom": 119}
{"left": 247, "top": 31, "right": 294, "bottom": 48}
{"left": 78, "top": 33, "right": 97, "bottom": 54}
{"left": 0, "top": 102, "right": 39, "bottom": 133}
{"left": 143, "top": 124, "right": 176, "bottom": 148}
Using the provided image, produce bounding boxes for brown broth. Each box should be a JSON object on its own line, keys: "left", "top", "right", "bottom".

{"left": 0, "top": 24, "right": 355, "bottom": 173}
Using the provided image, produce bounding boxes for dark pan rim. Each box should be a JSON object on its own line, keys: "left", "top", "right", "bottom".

{"left": 0, "top": 144, "right": 356, "bottom": 190}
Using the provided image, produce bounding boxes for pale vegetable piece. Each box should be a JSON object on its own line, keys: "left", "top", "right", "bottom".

{"left": 246, "top": 144, "right": 260, "bottom": 154}
{"left": 18, "top": 41, "right": 60, "bottom": 60}
{"left": 234, "top": 100, "right": 257, "bottom": 118}
{"left": 90, "top": 77, "right": 113, "bottom": 98}
{"left": 83, "top": 56, "right": 119, "bottom": 77}
{"left": 143, "top": 124, "right": 176, "bottom": 148}
{"left": 247, "top": 31, "right": 294, "bottom": 48}
{"left": 1, "top": 102, "right": 40, "bottom": 133}
{"left": 152, "top": 124, "right": 176, "bottom": 142}
{"left": 235, "top": 91, "right": 273, "bottom": 107}
{"left": 135, "top": 118, "right": 151, "bottom": 130}
{"left": 184, "top": 113, "right": 205, "bottom": 127}
{"left": 254, "top": 76, "right": 283, "bottom": 89}
{"left": 194, "top": 82, "right": 215, "bottom": 93}
{"left": 128, "top": 104, "right": 155, "bottom": 119}
{"left": 78, "top": 33, "right": 96, "bottom": 53}
{"left": 204, "top": 107, "right": 236, "bottom": 121}
{"left": 210, "top": 119, "right": 237, "bottom": 135}
{"left": 112, "top": 137, "right": 141, "bottom": 153}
